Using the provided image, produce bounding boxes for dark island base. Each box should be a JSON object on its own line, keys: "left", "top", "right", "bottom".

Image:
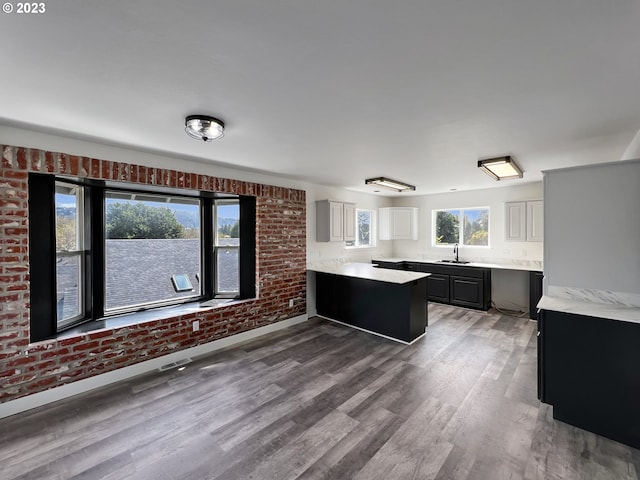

{"left": 539, "top": 310, "right": 640, "bottom": 450}
{"left": 315, "top": 272, "right": 428, "bottom": 343}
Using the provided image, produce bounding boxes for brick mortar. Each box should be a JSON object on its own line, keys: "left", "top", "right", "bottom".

{"left": 0, "top": 144, "right": 307, "bottom": 403}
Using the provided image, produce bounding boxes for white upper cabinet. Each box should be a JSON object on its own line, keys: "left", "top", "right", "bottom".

{"left": 316, "top": 200, "right": 356, "bottom": 242}
{"left": 505, "top": 202, "right": 526, "bottom": 241}
{"left": 526, "top": 200, "right": 544, "bottom": 242}
{"left": 379, "top": 207, "right": 419, "bottom": 240}
{"left": 343, "top": 203, "right": 356, "bottom": 242}
{"left": 505, "top": 200, "right": 543, "bottom": 242}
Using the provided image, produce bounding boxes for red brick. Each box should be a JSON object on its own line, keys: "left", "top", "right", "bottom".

{"left": 72, "top": 341, "right": 100, "bottom": 352}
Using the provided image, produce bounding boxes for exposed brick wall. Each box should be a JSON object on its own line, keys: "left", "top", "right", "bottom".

{"left": 0, "top": 144, "right": 307, "bottom": 403}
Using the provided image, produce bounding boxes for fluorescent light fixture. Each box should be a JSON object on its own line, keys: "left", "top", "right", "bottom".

{"left": 185, "top": 115, "right": 225, "bottom": 142}
{"left": 365, "top": 177, "right": 416, "bottom": 192}
{"left": 477, "top": 156, "right": 523, "bottom": 180}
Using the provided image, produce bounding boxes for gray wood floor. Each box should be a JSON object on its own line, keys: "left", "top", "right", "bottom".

{"left": 1, "top": 304, "right": 638, "bottom": 480}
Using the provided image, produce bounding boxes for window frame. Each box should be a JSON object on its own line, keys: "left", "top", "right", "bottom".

{"left": 103, "top": 189, "right": 204, "bottom": 314}
{"left": 29, "top": 173, "right": 256, "bottom": 340}
{"left": 54, "top": 181, "right": 87, "bottom": 330}
{"left": 213, "top": 198, "right": 240, "bottom": 297}
{"left": 432, "top": 207, "right": 491, "bottom": 248}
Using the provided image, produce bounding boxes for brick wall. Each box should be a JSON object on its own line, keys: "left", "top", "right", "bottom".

{"left": 0, "top": 144, "right": 307, "bottom": 403}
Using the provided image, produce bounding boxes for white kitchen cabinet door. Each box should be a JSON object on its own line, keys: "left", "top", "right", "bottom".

{"left": 316, "top": 200, "right": 356, "bottom": 242}
{"left": 343, "top": 203, "right": 356, "bottom": 242}
{"left": 505, "top": 202, "right": 526, "bottom": 242}
{"left": 379, "top": 207, "right": 418, "bottom": 240}
{"left": 527, "top": 200, "right": 544, "bottom": 242}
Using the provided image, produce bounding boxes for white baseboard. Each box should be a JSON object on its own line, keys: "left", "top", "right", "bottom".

{"left": 0, "top": 314, "right": 308, "bottom": 419}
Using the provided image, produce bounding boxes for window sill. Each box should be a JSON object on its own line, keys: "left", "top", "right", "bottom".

{"left": 345, "top": 245, "right": 377, "bottom": 250}
{"left": 56, "top": 297, "right": 258, "bottom": 339}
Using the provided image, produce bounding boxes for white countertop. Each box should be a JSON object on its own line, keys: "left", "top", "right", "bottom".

{"left": 537, "top": 296, "right": 640, "bottom": 324}
{"left": 308, "top": 262, "right": 430, "bottom": 284}
{"left": 373, "top": 257, "right": 542, "bottom": 272}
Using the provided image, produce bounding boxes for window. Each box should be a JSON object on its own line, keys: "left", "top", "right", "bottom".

{"left": 214, "top": 199, "right": 240, "bottom": 295}
{"left": 346, "top": 208, "right": 375, "bottom": 247}
{"left": 55, "top": 182, "right": 85, "bottom": 329}
{"left": 433, "top": 207, "right": 489, "bottom": 247}
{"left": 104, "top": 192, "right": 202, "bottom": 312}
{"left": 29, "top": 174, "right": 256, "bottom": 340}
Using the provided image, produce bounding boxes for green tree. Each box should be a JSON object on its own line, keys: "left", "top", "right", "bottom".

{"left": 435, "top": 211, "right": 459, "bottom": 244}
{"left": 229, "top": 221, "right": 239, "bottom": 238}
{"left": 55, "top": 216, "right": 77, "bottom": 251}
{"left": 106, "top": 202, "right": 184, "bottom": 239}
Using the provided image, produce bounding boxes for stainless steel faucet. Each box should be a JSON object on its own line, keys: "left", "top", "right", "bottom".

{"left": 453, "top": 243, "right": 459, "bottom": 262}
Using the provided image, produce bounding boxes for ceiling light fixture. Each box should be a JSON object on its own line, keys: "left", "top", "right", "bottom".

{"left": 365, "top": 177, "right": 416, "bottom": 192}
{"left": 478, "top": 156, "right": 523, "bottom": 180}
{"left": 185, "top": 115, "right": 225, "bottom": 142}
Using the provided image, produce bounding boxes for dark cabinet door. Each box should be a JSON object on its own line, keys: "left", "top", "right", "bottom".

{"left": 529, "top": 271, "right": 544, "bottom": 320}
{"left": 427, "top": 274, "right": 450, "bottom": 303}
{"left": 450, "top": 276, "right": 484, "bottom": 309}
{"left": 537, "top": 311, "right": 545, "bottom": 402}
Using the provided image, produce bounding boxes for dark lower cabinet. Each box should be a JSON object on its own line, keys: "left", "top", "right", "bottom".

{"left": 450, "top": 276, "right": 484, "bottom": 309}
{"left": 373, "top": 260, "right": 491, "bottom": 311}
{"left": 427, "top": 274, "right": 450, "bottom": 303}
{"left": 539, "top": 309, "right": 640, "bottom": 450}
{"left": 529, "top": 271, "right": 544, "bottom": 320}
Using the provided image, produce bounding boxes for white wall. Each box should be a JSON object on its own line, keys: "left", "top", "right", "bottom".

{"left": 544, "top": 159, "right": 640, "bottom": 294}
{"left": 390, "top": 182, "right": 544, "bottom": 261}
{"left": 389, "top": 182, "right": 544, "bottom": 311}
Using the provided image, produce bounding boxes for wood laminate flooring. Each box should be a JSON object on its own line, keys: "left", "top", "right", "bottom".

{"left": 1, "top": 304, "right": 638, "bottom": 479}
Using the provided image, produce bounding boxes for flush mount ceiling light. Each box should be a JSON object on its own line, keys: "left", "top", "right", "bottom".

{"left": 478, "top": 156, "right": 523, "bottom": 180}
{"left": 185, "top": 115, "right": 225, "bottom": 142}
{"left": 365, "top": 177, "right": 416, "bottom": 192}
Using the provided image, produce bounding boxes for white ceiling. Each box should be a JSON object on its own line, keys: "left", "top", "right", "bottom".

{"left": 1, "top": 0, "right": 639, "bottom": 195}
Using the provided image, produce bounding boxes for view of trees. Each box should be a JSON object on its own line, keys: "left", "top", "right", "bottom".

{"left": 106, "top": 203, "right": 185, "bottom": 239}
{"left": 218, "top": 221, "right": 239, "bottom": 238}
{"left": 55, "top": 216, "right": 78, "bottom": 251}
{"left": 463, "top": 210, "right": 489, "bottom": 245}
{"left": 435, "top": 208, "right": 489, "bottom": 246}
{"left": 357, "top": 210, "right": 371, "bottom": 245}
{"left": 435, "top": 210, "right": 460, "bottom": 245}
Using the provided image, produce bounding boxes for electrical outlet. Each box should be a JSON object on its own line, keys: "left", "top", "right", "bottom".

{"left": 503, "top": 249, "right": 510, "bottom": 256}
{"left": 522, "top": 249, "right": 528, "bottom": 257}
{"left": 289, "top": 299, "right": 294, "bottom": 308}
{"left": 192, "top": 320, "right": 200, "bottom": 332}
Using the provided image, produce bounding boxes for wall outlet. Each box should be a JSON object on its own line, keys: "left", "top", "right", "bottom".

{"left": 503, "top": 249, "right": 510, "bottom": 256}
{"left": 522, "top": 249, "right": 528, "bottom": 257}
{"left": 289, "top": 299, "right": 294, "bottom": 308}
{"left": 192, "top": 320, "right": 200, "bottom": 332}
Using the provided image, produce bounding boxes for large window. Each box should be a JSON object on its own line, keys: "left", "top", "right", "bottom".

{"left": 104, "top": 192, "right": 202, "bottom": 312}
{"left": 433, "top": 207, "right": 490, "bottom": 247}
{"left": 346, "top": 208, "right": 375, "bottom": 248}
{"left": 30, "top": 174, "right": 255, "bottom": 338}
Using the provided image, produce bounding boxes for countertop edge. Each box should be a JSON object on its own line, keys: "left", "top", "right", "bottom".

{"left": 537, "top": 295, "right": 640, "bottom": 324}
{"left": 308, "top": 263, "right": 430, "bottom": 285}
{"left": 372, "top": 258, "right": 543, "bottom": 272}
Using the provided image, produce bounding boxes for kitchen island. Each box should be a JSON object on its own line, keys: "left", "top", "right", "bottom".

{"left": 308, "top": 263, "right": 429, "bottom": 343}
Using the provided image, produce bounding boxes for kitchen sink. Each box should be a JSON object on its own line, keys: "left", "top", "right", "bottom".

{"left": 439, "top": 259, "right": 471, "bottom": 264}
